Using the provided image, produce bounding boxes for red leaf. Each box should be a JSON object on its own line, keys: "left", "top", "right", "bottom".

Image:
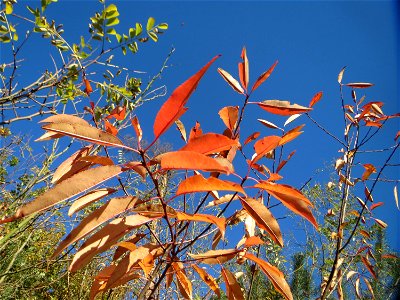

{"left": 251, "top": 60, "right": 278, "bottom": 92}
{"left": 309, "top": 91, "right": 323, "bottom": 108}
{"left": 153, "top": 55, "right": 220, "bottom": 142}
{"left": 257, "top": 100, "right": 312, "bottom": 116}
{"left": 244, "top": 132, "right": 260, "bottom": 145}
{"left": 345, "top": 82, "right": 374, "bottom": 89}
{"left": 159, "top": 151, "right": 232, "bottom": 174}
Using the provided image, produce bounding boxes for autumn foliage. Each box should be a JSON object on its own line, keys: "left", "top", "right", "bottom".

{"left": 1, "top": 47, "right": 399, "bottom": 300}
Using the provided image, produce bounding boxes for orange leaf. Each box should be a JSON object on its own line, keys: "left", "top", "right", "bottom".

{"left": 42, "top": 123, "right": 133, "bottom": 150}
{"left": 219, "top": 106, "right": 239, "bottom": 132}
{"left": 79, "top": 155, "right": 114, "bottom": 166}
{"left": 252, "top": 136, "right": 281, "bottom": 164}
{"left": 192, "top": 265, "right": 221, "bottom": 298}
{"left": 131, "top": 116, "right": 142, "bottom": 143}
{"left": 68, "top": 188, "right": 116, "bottom": 216}
{"left": 84, "top": 78, "right": 93, "bottom": 95}
{"left": 176, "top": 212, "right": 226, "bottom": 237}
{"left": 255, "top": 181, "right": 318, "bottom": 228}
{"left": 238, "top": 46, "right": 249, "bottom": 90}
{"left": 159, "top": 151, "right": 232, "bottom": 174}
{"left": 309, "top": 91, "right": 323, "bottom": 107}
{"left": 1, "top": 165, "right": 123, "bottom": 224}
{"left": 153, "top": 55, "right": 219, "bottom": 142}
{"left": 52, "top": 196, "right": 138, "bottom": 258}
{"left": 279, "top": 125, "right": 305, "bottom": 146}
{"left": 133, "top": 203, "right": 176, "bottom": 218}
{"left": 257, "top": 100, "right": 312, "bottom": 116}
{"left": 244, "top": 132, "right": 260, "bottom": 145}
{"left": 176, "top": 174, "right": 245, "bottom": 196}
{"left": 123, "top": 161, "right": 147, "bottom": 179}
{"left": 276, "top": 150, "right": 296, "bottom": 173}
{"left": 106, "top": 106, "right": 126, "bottom": 121}
{"left": 240, "top": 197, "right": 283, "bottom": 247}
{"left": 218, "top": 68, "right": 245, "bottom": 94}
{"left": 188, "top": 121, "right": 202, "bottom": 141}
{"left": 345, "top": 82, "right": 374, "bottom": 88}
{"left": 188, "top": 249, "right": 239, "bottom": 265}
{"left": 172, "top": 262, "right": 193, "bottom": 300}
{"left": 362, "top": 164, "right": 377, "bottom": 182}
{"left": 244, "top": 236, "right": 264, "bottom": 248}
{"left": 180, "top": 133, "right": 239, "bottom": 155}
{"left": 245, "top": 253, "right": 293, "bottom": 300}
{"left": 251, "top": 60, "right": 278, "bottom": 92}
{"left": 104, "top": 119, "right": 118, "bottom": 136}
{"left": 69, "top": 216, "right": 151, "bottom": 272}
{"left": 221, "top": 267, "right": 245, "bottom": 300}
{"left": 51, "top": 146, "right": 93, "bottom": 184}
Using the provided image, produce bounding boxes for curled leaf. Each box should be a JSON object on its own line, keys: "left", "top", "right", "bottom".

{"left": 218, "top": 68, "right": 245, "bottom": 94}
{"left": 256, "top": 100, "right": 312, "bottom": 116}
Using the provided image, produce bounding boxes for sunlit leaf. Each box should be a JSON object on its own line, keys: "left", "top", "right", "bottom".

{"left": 52, "top": 196, "right": 137, "bottom": 258}
{"left": 192, "top": 265, "right": 220, "bottom": 298}
{"left": 42, "top": 123, "right": 133, "bottom": 150}
{"left": 221, "top": 267, "right": 245, "bottom": 300}
{"left": 177, "top": 211, "right": 226, "bottom": 237}
{"left": 238, "top": 46, "right": 249, "bottom": 90}
{"left": 106, "top": 106, "right": 126, "bottom": 121}
{"left": 258, "top": 119, "right": 282, "bottom": 130}
{"left": 104, "top": 119, "right": 118, "bottom": 136}
{"left": 244, "top": 132, "right": 260, "bottom": 145}
{"left": 373, "top": 218, "right": 388, "bottom": 228}
{"left": 370, "top": 201, "right": 384, "bottom": 211}
{"left": 69, "top": 216, "right": 151, "bottom": 272}
{"left": 219, "top": 106, "right": 239, "bottom": 132}
{"left": 79, "top": 155, "right": 114, "bottom": 166}
{"left": 188, "top": 249, "right": 239, "bottom": 265}
{"left": 255, "top": 181, "right": 318, "bottom": 228}
{"left": 361, "top": 255, "right": 376, "bottom": 279}
{"left": 1, "top": 165, "right": 123, "bottom": 224}
{"left": 123, "top": 161, "right": 147, "bottom": 179}
{"left": 179, "top": 133, "right": 239, "bottom": 155}
{"left": 363, "top": 277, "right": 375, "bottom": 299}
{"left": 39, "top": 114, "right": 90, "bottom": 126}
{"left": 218, "top": 68, "right": 245, "bottom": 94}
{"left": 52, "top": 146, "right": 93, "bottom": 184}
{"left": 256, "top": 100, "right": 312, "bottom": 116}
{"left": 245, "top": 253, "right": 293, "bottom": 300}
{"left": 153, "top": 55, "right": 219, "bottom": 142}
{"left": 159, "top": 151, "right": 232, "bottom": 174}
{"left": 172, "top": 262, "right": 192, "bottom": 300}
{"left": 84, "top": 79, "right": 93, "bottom": 95}
{"left": 338, "top": 66, "right": 346, "bottom": 84}
{"left": 175, "top": 119, "right": 187, "bottom": 142}
{"left": 279, "top": 125, "right": 305, "bottom": 146}
{"left": 394, "top": 186, "right": 399, "bottom": 210}
{"left": 177, "top": 174, "right": 245, "bottom": 196}
{"left": 252, "top": 61, "right": 278, "bottom": 92}
{"left": 146, "top": 17, "right": 155, "bottom": 31}
{"left": 131, "top": 116, "right": 142, "bottom": 144}
{"left": 252, "top": 136, "right": 281, "bottom": 164}
{"left": 133, "top": 203, "right": 176, "bottom": 218}
{"left": 240, "top": 198, "right": 283, "bottom": 247}
{"left": 68, "top": 188, "right": 116, "bottom": 216}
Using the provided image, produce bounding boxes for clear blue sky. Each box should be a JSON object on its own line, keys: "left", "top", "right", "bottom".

{"left": 5, "top": 0, "right": 399, "bottom": 251}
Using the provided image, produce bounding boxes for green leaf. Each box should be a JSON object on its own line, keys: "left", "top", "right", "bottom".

{"left": 146, "top": 17, "right": 155, "bottom": 31}
{"left": 104, "top": 4, "right": 119, "bottom": 18}
{"left": 148, "top": 31, "right": 158, "bottom": 42}
{"left": 121, "top": 46, "right": 126, "bottom": 55}
{"left": 106, "top": 17, "right": 119, "bottom": 27}
{"left": 80, "top": 36, "right": 85, "bottom": 47}
{"left": 135, "top": 23, "right": 142, "bottom": 36}
{"left": 128, "top": 27, "right": 136, "bottom": 38}
{"left": 106, "top": 28, "right": 117, "bottom": 35}
{"left": 5, "top": 2, "right": 13, "bottom": 14}
{"left": 0, "top": 35, "right": 11, "bottom": 43}
{"left": 13, "top": 33, "right": 18, "bottom": 41}
{"left": 115, "top": 33, "right": 122, "bottom": 43}
{"left": 157, "top": 23, "right": 168, "bottom": 30}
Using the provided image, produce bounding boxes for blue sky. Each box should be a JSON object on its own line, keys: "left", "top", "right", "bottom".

{"left": 3, "top": 0, "right": 399, "bottom": 252}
